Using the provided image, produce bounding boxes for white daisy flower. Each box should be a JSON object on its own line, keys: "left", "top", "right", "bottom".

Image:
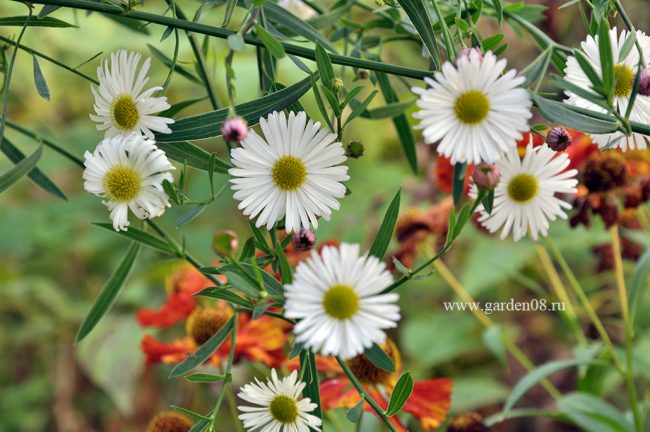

{"left": 90, "top": 50, "right": 174, "bottom": 139}
{"left": 284, "top": 243, "right": 400, "bottom": 359}
{"left": 238, "top": 369, "right": 322, "bottom": 432}
{"left": 471, "top": 142, "right": 578, "bottom": 241}
{"left": 229, "top": 111, "right": 349, "bottom": 234}
{"left": 278, "top": 0, "right": 317, "bottom": 20}
{"left": 412, "top": 50, "right": 532, "bottom": 164}
{"left": 563, "top": 27, "right": 650, "bottom": 150}
{"left": 83, "top": 134, "right": 175, "bottom": 231}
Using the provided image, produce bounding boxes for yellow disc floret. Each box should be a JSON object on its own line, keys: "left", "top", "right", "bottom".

{"left": 454, "top": 90, "right": 490, "bottom": 124}
{"left": 322, "top": 284, "right": 359, "bottom": 320}
{"left": 272, "top": 156, "right": 307, "bottom": 191}
{"left": 614, "top": 64, "right": 634, "bottom": 98}
{"left": 269, "top": 395, "right": 299, "bottom": 424}
{"left": 103, "top": 165, "right": 141, "bottom": 202}
{"left": 111, "top": 94, "right": 140, "bottom": 131}
{"left": 507, "top": 173, "right": 539, "bottom": 203}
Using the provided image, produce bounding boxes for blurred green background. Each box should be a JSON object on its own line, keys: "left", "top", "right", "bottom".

{"left": 1, "top": 0, "right": 650, "bottom": 431}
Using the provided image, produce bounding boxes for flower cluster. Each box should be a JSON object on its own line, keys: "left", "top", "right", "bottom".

{"left": 84, "top": 50, "right": 176, "bottom": 231}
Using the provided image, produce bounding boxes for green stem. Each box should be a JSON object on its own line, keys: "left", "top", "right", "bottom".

{"left": 210, "top": 311, "right": 239, "bottom": 432}
{"left": 0, "top": 34, "right": 98, "bottom": 84}
{"left": 16, "top": 0, "right": 431, "bottom": 80}
{"left": 6, "top": 120, "right": 85, "bottom": 167}
{"left": 167, "top": 1, "right": 220, "bottom": 109}
{"left": 0, "top": 4, "right": 32, "bottom": 151}
{"left": 336, "top": 357, "right": 397, "bottom": 432}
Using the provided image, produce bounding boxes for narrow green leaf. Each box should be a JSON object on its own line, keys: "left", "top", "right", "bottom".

{"left": 598, "top": 19, "right": 614, "bottom": 100}
{"left": 452, "top": 163, "right": 467, "bottom": 205}
{"left": 170, "top": 317, "right": 235, "bottom": 378}
{"left": 289, "top": 342, "right": 303, "bottom": 360}
{"left": 275, "top": 242, "right": 293, "bottom": 284}
{"left": 76, "top": 243, "right": 140, "bottom": 342}
{"left": 558, "top": 392, "right": 634, "bottom": 432}
{"left": 160, "top": 97, "right": 206, "bottom": 118}
{"left": 264, "top": 2, "right": 338, "bottom": 53}
{"left": 493, "top": 0, "right": 504, "bottom": 24}
{"left": 364, "top": 343, "right": 396, "bottom": 372}
{"left": 344, "top": 90, "right": 378, "bottom": 127}
{"left": 0, "top": 15, "right": 76, "bottom": 27}
{"left": 618, "top": 31, "right": 636, "bottom": 63}
{"left": 38, "top": 5, "right": 61, "bottom": 18}
{"left": 315, "top": 43, "right": 336, "bottom": 91}
{"left": 521, "top": 48, "right": 552, "bottom": 88}
{"left": 32, "top": 56, "right": 50, "bottom": 100}
{"left": 0, "top": 145, "right": 42, "bottom": 194}
{"left": 255, "top": 24, "right": 286, "bottom": 59}
{"left": 369, "top": 189, "right": 401, "bottom": 259}
{"left": 176, "top": 204, "right": 207, "bottom": 227}
{"left": 482, "top": 34, "right": 505, "bottom": 51}
{"left": 482, "top": 325, "right": 506, "bottom": 366}
{"left": 156, "top": 77, "right": 312, "bottom": 143}
{"left": 629, "top": 250, "right": 650, "bottom": 325}
{"left": 156, "top": 141, "right": 232, "bottom": 173}
{"left": 148, "top": 44, "right": 201, "bottom": 84}
{"left": 396, "top": 0, "right": 441, "bottom": 68}
{"left": 504, "top": 358, "right": 602, "bottom": 417}
{"left": 102, "top": 14, "right": 150, "bottom": 35}
{"left": 171, "top": 405, "right": 211, "bottom": 422}
{"left": 346, "top": 397, "right": 365, "bottom": 422}
{"left": 376, "top": 72, "right": 417, "bottom": 173}
{"left": 92, "top": 222, "right": 173, "bottom": 253}
{"left": 1, "top": 139, "right": 65, "bottom": 200}
{"left": 574, "top": 50, "right": 606, "bottom": 95}
{"left": 533, "top": 95, "right": 619, "bottom": 134}
{"left": 185, "top": 373, "right": 228, "bottom": 383}
{"left": 300, "top": 350, "right": 323, "bottom": 420}
{"left": 194, "top": 287, "right": 254, "bottom": 309}
{"left": 385, "top": 373, "right": 414, "bottom": 416}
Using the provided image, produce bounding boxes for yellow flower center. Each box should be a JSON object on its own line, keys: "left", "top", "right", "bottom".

{"left": 103, "top": 165, "right": 141, "bottom": 202}
{"left": 272, "top": 156, "right": 307, "bottom": 191}
{"left": 269, "top": 395, "right": 299, "bottom": 424}
{"left": 507, "top": 173, "right": 539, "bottom": 203}
{"left": 613, "top": 64, "right": 635, "bottom": 97}
{"left": 111, "top": 94, "right": 140, "bottom": 131}
{"left": 322, "top": 284, "right": 359, "bottom": 320}
{"left": 454, "top": 90, "right": 490, "bottom": 124}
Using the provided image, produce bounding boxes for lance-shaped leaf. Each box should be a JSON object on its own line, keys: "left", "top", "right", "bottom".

{"left": 76, "top": 242, "right": 140, "bottom": 342}
{"left": 0, "top": 15, "right": 76, "bottom": 27}
{"left": 533, "top": 96, "right": 618, "bottom": 134}
{"left": 169, "top": 317, "right": 235, "bottom": 377}
{"left": 396, "top": 0, "right": 440, "bottom": 68}
{"left": 385, "top": 373, "right": 414, "bottom": 416}
{"left": 263, "top": 2, "right": 337, "bottom": 53}
{"left": 92, "top": 222, "right": 174, "bottom": 253}
{"left": 0, "top": 145, "right": 42, "bottom": 194}
{"left": 1, "top": 139, "right": 64, "bottom": 200}
{"left": 156, "top": 76, "right": 312, "bottom": 143}
{"left": 364, "top": 343, "right": 396, "bottom": 372}
{"left": 369, "top": 189, "right": 401, "bottom": 259}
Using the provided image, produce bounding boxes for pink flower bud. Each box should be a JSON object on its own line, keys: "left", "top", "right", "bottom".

{"left": 546, "top": 127, "right": 572, "bottom": 151}
{"left": 292, "top": 228, "right": 316, "bottom": 251}
{"left": 221, "top": 116, "right": 248, "bottom": 143}
{"left": 639, "top": 67, "right": 650, "bottom": 97}
{"left": 472, "top": 162, "right": 500, "bottom": 190}
{"left": 456, "top": 48, "right": 483, "bottom": 65}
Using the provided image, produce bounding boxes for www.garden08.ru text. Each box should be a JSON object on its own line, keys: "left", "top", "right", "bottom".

{"left": 443, "top": 298, "right": 566, "bottom": 315}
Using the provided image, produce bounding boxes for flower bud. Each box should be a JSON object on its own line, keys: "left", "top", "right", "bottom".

{"left": 358, "top": 69, "right": 370, "bottom": 80}
{"left": 221, "top": 116, "right": 248, "bottom": 143}
{"left": 292, "top": 228, "right": 316, "bottom": 251}
{"left": 345, "top": 140, "right": 365, "bottom": 159}
{"left": 472, "top": 162, "right": 500, "bottom": 190}
{"left": 212, "top": 229, "right": 238, "bottom": 256}
{"left": 639, "top": 67, "right": 650, "bottom": 97}
{"left": 332, "top": 77, "right": 344, "bottom": 92}
{"left": 546, "top": 127, "right": 572, "bottom": 151}
{"left": 447, "top": 412, "right": 490, "bottom": 432}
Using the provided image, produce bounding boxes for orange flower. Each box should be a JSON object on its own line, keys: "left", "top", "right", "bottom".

{"left": 435, "top": 156, "right": 474, "bottom": 194}
{"left": 288, "top": 339, "right": 452, "bottom": 431}
{"left": 141, "top": 302, "right": 291, "bottom": 369}
{"left": 137, "top": 263, "right": 219, "bottom": 329}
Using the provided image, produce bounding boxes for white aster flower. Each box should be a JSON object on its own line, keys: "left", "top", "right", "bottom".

{"left": 563, "top": 27, "right": 650, "bottom": 150}
{"left": 238, "top": 369, "right": 322, "bottom": 432}
{"left": 229, "top": 111, "right": 349, "bottom": 233}
{"left": 90, "top": 49, "right": 174, "bottom": 139}
{"left": 412, "top": 50, "right": 532, "bottom": 164}
{"left": 284, "top": 243, "right": 400, "bottom": 359}
{"left": 278, "top": 0, "right": 317, "bottom": 20}
{"left": 83, "top": 134, "right": 175, "bottom": 231}
{"left": 471, "top": 142, "right": 578, "bottom": 241}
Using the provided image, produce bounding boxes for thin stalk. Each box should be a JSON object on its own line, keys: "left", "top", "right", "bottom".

{"left": 6, "top": 120, "right": 85, "bottom": 167}
{"left": 16, "top": 0, "right": 431, "bottom": 80}
{"left": 0, "top": 5, "right": 32, "bottom": 151}
{"left": 167, "top": 1, "right": 220, "bottom": 109}
{"left": 225, "top": 387, "right": 244, "bottom": 432}
{"left": 0, "top": 34, "right": 98, "bottom": 84}
{"left": 336, "top": 357, "right": 398, "bottom": 432}
{"left": 544, "top": 238, "right": 624, "bottom": 371}
{"left": 432, "top": 259, "right": 563, "bottom": 401}
{"left": 534, "top": 245, "right": 588, "bottom": 347}
{"left": 610, "top": 225, "right": 644, "bottom": 432}
{"left": 210, "top": 311, "right": 239, "bottom": 432}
